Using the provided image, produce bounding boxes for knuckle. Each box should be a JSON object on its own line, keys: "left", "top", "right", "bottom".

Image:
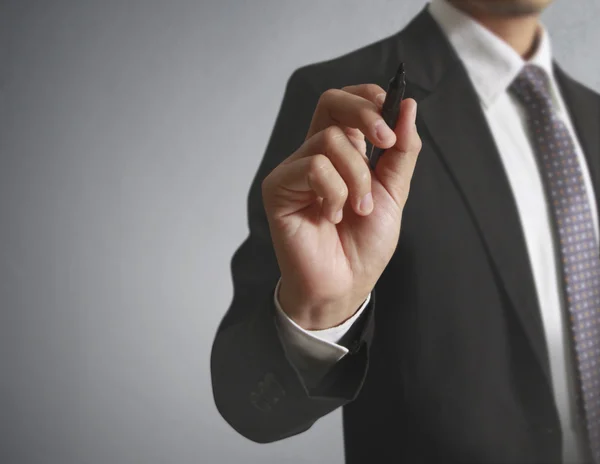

{"left": 322, "top": 125, "right": 345, "bottom": 150}
{"left": 309, "top": 154, "right": 331, "bottom": 176}
{"left": 413, "top": 133, "right": 423, "bottom": 152}
{"left": 356, "top": 167, "right": 371, "bottom": 189}
{"left": 319, "top": 88, "right": 341, "bottom": 105}
{"left": 335, "top": 183, "right": 349, "bottom": 201}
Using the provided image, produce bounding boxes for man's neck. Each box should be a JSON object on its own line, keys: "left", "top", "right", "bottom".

{"left": 447, "top": 3, "right": 542, "bottom": 59}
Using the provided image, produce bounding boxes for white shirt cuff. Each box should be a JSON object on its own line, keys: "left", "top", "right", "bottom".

{"left": 273, "top": 278, "right": 371, "bottom": 365}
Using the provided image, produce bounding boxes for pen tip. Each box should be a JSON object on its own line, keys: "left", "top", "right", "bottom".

{"left": 398, "top": 62, "right": 405, "bottom": 74}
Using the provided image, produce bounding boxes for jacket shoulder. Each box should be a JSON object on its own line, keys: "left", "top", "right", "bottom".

{"left": 290, "top": 32, "right": 403, "bottom": 94}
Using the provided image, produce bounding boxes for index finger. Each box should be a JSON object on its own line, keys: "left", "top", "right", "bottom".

{"left": 306, "top": 85, "right": 396, "bottom": 149}
{"left": 342, "top": 83, "right": 387, "bottom": 108}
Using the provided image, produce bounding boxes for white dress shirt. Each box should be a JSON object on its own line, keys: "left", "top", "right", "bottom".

{"left": 273, "top": 1, "right": 599, "bottom": 461}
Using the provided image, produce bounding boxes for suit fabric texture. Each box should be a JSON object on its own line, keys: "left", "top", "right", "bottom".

{"left": 211, "top": 8, "right": 600, "bottom": 463}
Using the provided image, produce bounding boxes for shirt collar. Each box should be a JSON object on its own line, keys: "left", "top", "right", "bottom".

{"left": 428, "top": 0, "right": 555, "bottom": 108}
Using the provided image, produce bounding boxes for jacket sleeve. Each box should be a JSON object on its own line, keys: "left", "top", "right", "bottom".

{"left": 210, "top": 68, "right": 376, "bottom": 443}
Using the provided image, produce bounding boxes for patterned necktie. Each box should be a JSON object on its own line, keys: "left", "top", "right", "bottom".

{"left": 511, "top": 64, "right": 600, "bottom": 462}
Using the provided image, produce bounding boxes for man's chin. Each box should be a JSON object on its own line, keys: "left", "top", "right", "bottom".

{"left": 458, "top": 0, "right": 551, "bottom": 17}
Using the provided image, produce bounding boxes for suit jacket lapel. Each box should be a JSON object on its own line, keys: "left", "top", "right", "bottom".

{"left": 399, "top": 9, "right": 553, "bottom": 386}
{"left": 419, "top": 67, "right": 552, "bottom": 385}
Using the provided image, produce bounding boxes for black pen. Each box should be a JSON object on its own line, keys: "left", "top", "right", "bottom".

{"left": 369, "top": 62, "right": 406, "bottom": 171}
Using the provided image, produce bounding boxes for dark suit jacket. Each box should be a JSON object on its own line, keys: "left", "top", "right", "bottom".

{"left": 211, "top": 8, "right": 600, "bottom": 463}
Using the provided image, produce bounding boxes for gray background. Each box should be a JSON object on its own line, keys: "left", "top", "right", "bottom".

{"left": 1, "top": 1, "right": 599, "bottom": 463}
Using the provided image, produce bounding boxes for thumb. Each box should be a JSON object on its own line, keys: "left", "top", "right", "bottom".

{"left": 374, "top": 98, "right": 422, "bottom": 207}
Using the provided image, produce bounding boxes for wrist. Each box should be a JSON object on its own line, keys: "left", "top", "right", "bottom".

{"left": 278, "top": 279, "right": 368, "bottom": 331}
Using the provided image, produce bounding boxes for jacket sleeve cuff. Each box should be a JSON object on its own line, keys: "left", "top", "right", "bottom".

{"left": 273, "top": 278, "right": 372, "bottom": 387}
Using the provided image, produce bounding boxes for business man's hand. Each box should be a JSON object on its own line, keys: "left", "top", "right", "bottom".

{"left": 261, "top": 84, "right": 422, "bottom": 330}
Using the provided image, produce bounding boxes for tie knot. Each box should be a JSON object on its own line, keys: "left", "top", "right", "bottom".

{"left": 510, "top": 64, "right": 553, "bottom": 110}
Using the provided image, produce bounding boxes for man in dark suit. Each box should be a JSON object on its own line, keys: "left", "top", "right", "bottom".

{"left": 211, "top": 0, "right": 600, "bottom": 462}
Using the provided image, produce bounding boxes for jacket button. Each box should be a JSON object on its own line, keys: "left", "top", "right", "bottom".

{"left": 264, "top": 373, "right": 286, "bottom": 398}
{"left": 250, "top": 373, "right": 285, "bottom": 412}
{"left": 250, "top": 392, "right": 272, "bottom": 412}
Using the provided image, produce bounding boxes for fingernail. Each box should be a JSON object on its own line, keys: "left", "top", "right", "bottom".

{"left": 359, "top": 192, "right": 373, "bottom": 214}
{"left": 375, "top": 93, "right": 386, "bottom": 108}
{"left": 374, "top": 119, "right": 395, "bottom": 145}
{"left": 334, "top": 209, "right": 343, "bottom": 223}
